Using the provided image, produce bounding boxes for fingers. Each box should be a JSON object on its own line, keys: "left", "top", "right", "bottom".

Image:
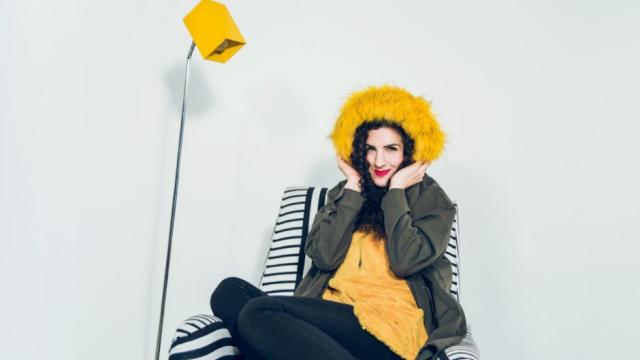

{"left": 412, "top": 161, "right": 429, "bottom": 167}
{"left": 412, "top": 161, "right": 429, "bottom": 173}
{"left": 336, "top": 155, "right": 349, "bottom": 169}
{"left": 416, "top": 162, "right": 429, "bottom": 184}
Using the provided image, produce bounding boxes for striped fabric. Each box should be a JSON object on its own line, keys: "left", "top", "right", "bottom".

{"left": 172, "top": 186, "right": 480, "bottom": 360}
{"left": 258, "top": 187, "right": 326, "bottom": 294}
{"left": 443, "top": 327, "right": 480, "bottom": 360}
{"left": 445, "top": 203, "right": 461, "bottom": 301}
{"left": 169, "top": 315, "right": 241, "bottom": 360}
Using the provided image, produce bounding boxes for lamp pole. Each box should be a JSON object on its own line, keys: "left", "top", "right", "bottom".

{"left": 154, "top": 41, "right": 196, "bottom": 360}
{"left": 154, "top": 2, "right": 245, "bottom": 358}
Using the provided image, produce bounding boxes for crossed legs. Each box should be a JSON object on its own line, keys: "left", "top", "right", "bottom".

{"left": 210, "top": 277, "right": 401, "bottom": 360}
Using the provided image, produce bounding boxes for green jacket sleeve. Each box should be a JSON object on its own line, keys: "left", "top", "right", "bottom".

{"left": 304, "top": 182, "right": 365, "bottom": 271}
{"left": 381, "top": 183, "right": 456, "bottom": 278}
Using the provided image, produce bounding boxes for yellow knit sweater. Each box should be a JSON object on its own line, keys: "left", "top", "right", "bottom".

{"left": 322, "top": 230, "right": 428, "bottom": 360}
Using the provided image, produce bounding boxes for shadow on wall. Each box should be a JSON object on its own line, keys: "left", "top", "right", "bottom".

{"left": 304, "top": 156, "right": 341, "bottom": 188}
{"left": 243, "top": 78, "right": 312, "bottom": 141}
{"left": 163, "top": 60, "right": 215, "bottom": 118}
{"left": 443, "top": 163, "right": 515, "bottom": 356}
{"left": 143, "top": 59, "right": 218, "bottom": 358}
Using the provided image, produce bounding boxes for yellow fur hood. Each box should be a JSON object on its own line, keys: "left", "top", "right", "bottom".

{"left": 330, "top": 84, "right": 446, "bottom": 164}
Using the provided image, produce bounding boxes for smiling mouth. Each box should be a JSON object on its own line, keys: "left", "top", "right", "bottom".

{"left": 373, "top": 169, "right": 391, "bottom": 177}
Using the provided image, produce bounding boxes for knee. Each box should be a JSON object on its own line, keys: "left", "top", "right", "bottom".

{"left": 210, "top": 276, "right": 245, "bottom": 314}
{"left": 237, "top": 296, "right": 280, "bottom": 338}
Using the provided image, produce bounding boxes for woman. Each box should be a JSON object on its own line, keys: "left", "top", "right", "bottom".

{"left": 210, "top": 85, "right": 467, "bottom": 360}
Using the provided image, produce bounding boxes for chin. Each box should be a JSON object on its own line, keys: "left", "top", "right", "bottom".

{"left": 373, "top": 178, "right": 389, "bottom": 188}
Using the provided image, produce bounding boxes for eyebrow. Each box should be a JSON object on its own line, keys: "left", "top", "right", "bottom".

{"left": 365, "top": 143, "right": 401, "bottom": 148}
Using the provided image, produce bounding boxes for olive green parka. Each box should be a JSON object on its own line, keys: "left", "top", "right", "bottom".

{"left": 294, "top": 175, "right": 467, "bottom": 360}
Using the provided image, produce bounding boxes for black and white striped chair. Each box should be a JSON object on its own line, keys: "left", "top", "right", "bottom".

{"left": 169, "top": 186, "right": 481, "bottom": 360}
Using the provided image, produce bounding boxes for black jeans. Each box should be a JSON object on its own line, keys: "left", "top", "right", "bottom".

{"left": 210, "top": 277, "right": 403, "bottom": 360}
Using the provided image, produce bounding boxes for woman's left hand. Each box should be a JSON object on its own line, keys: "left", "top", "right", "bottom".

{"left": 389, "top": 161, "right": 430, "bottom": 190}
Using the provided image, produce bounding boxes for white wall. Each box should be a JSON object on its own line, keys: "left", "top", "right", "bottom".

{"left": 1, "top": 0, "right": 639, "bottom": 359}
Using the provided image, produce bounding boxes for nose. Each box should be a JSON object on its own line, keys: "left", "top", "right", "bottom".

{"left": 374, "top": 151, "right": 386, "bottom": 168}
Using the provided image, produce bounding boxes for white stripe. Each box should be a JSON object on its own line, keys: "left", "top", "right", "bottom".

{"left": 269, "top": 238, "right": 302, "bottom": 248}
{"left": 191, "top": 346, "right": 240, "bottom": 360}
{"left": 272, "top": 230, "right": 303, "bottom": 240}
{"left": 278, "top": 201, "right": 304, "bottom": 216}
{"left": 268, "top": 247, "right": 300, "bottom": 258}
{"left": 284, "top": 186, "right": 308, "bottom": 192}
{"left": 265, "top": 255, "right": 300, "bottom": 266}
{"left": 262, "top": 282, "right": 295, "bottom": 292}
{"left": 177, "top": 322, "right": 201, "bottom": 333}
{"left": 276, "top": 212, "right": 304, "bottom": 223}
{"left": 263, "top": 264, "right": 298, "bottom": 274}
{"left": 261, "top": 273, "right": 297, "bottom": 283}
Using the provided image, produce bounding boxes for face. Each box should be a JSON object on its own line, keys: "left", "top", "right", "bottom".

{"left": 365, "top": 127, "right": 405, "bottom": 187}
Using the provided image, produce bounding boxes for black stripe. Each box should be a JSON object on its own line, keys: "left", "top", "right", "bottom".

{"left": 189, "top": 318, "right": 207, "bottom": 327}
{"left": 265, "top": 262, "right": 299, "bottom": 268}
{"left": 445, "top": 251, "right": 457, "bottom": 258}
{"left": 278, "top": 209, "right": 304, "bottom": 217}
{"left": 454, "top": 204, "right": 462, "bottom": 300}
{"left": 185, "top": 321, "right": 202, "bottom": 330}
{"left": 192, "top": 315, "right": 216, "bottom": 324}
{"left": 272, "top": 235, "right": 301, "bottom": 242}
{"left": 282, "top": 194, "right": 306, "bottom": 201}
{"left": 318, "top": 188, "right": 327, "bottom": 210}
{"left": 284, "top": 188, "right": 306, "bottom": 194}
{"left": 269, "top": 244, "right": 301, "bottom": 252}
{"left": 275, "top": 218, "right": 304, "bottom": 226}
{"left": 274, "top": 226, "right": 303, "bottom": 234}
{"left": 261, "top": 280, "right": 297, "bottom": 286}
{"left": 265, "top": 289, "right": 295, "bottom": 295}
{"left": 262, "top": 271, "right": 298, "bottom": 277}
{"left": 280, "top": 201, "right": 305, "bottom": 209}
{"left": 175, "top": 329, "right": 190, "bottom": 336}
{"left": 296, "top": 188, "right": 314, "bottom": 287}
{"left": 267, "top": 254, "right": 299, "bottom": 260}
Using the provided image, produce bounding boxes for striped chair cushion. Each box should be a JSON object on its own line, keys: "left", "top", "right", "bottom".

{"left": 171, "top": 186, "right": 479, "bottom": 360}
{"left": 169, "top": 315, "right": 241, "bottom": 360}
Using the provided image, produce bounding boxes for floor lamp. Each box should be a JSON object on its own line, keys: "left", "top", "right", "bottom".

{"left": 154, "top": 1, "right": 246, "bottom": 359}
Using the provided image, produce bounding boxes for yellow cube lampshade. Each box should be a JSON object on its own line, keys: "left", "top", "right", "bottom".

{"left": 183, "top": 0, "right": 246, "bottom": 63}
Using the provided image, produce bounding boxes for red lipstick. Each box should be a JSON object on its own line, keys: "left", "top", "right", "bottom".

{"left": 374, "top": 169, "right": 391, "bottom": 177}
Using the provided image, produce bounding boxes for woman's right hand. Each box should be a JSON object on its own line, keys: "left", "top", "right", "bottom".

{"left": 336, "top": 155, "right": 361, "bottom": 192}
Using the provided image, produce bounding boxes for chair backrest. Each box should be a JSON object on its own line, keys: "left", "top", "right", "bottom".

{"left": 258, "top": 186, "right": 461, "bottom": 301}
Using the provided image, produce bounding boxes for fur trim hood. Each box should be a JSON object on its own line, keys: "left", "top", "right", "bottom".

{"left": 330, "top": 84, "right": 446, "bottom": 164}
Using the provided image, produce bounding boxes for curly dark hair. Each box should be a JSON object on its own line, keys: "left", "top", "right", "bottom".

{"left": 349, "top": 119, "right": 415, "bottom": 240}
